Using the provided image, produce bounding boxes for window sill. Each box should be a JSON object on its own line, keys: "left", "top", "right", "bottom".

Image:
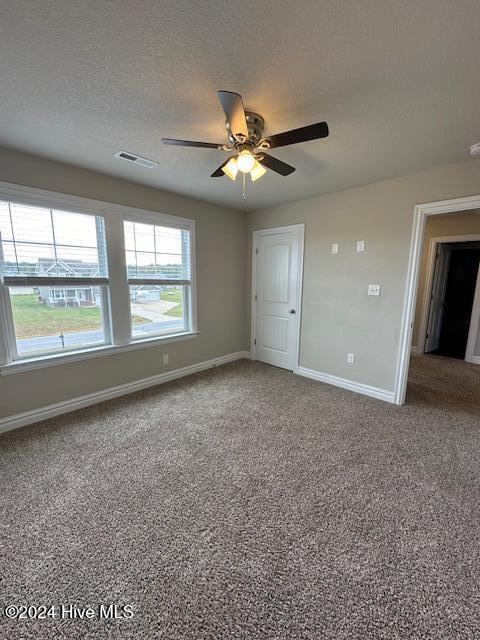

{"left": 0, "top": 331, "right": 199, "bottom": 376}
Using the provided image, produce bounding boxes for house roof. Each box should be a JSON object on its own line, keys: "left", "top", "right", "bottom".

{"left": 36, "top": 258, "right": 100, "bottom": 277}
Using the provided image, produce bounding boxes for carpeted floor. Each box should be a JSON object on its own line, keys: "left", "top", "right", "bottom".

{"left": 1, "top": 355, "right": 479, "bottom": 639}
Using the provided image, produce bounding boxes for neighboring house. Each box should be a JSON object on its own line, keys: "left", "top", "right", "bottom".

{"left": 36, "top": 258, "right": 100, "bottom": 308}
{"left": 129, "top": 285, "right": 163, "bottom": 302}
{"left": 8, "top": 286, "right": 35, "bottom": 295}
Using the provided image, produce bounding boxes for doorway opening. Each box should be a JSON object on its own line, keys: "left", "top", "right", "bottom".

{"left": 396, "top": 201, "right": 480, "bottom": 405}
{"left": 412, "top": 215, "right": 480, "bottom": 365}
{"left": 425, "top": 242, "right": 480, "bottom": 359}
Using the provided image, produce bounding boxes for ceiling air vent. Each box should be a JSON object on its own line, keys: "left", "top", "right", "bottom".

{"left": 114, "top": 151, "right": 158, "bottom": 168}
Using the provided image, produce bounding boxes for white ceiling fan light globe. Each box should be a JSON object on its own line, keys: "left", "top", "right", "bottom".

{"left": 236, "top": 150, "right": 256, "bottom": 173}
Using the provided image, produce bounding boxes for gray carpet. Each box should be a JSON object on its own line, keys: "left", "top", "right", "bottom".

{"left": 1, "top": 355, "right": 480, "bottom": 639}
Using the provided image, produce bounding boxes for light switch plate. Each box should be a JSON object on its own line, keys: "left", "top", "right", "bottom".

{"left": 331, "top": 242, "right": 339, "bottom": 254}
{"left": 368, "top": 284, "right": 381, "bottom": 296}
{"left": 357, "top": 240, "right": 365, "bottom": 252}
{"left": 347, "top": 352, "right": 355, "bottom": 364}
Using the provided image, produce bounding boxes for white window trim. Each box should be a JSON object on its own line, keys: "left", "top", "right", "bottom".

{"left": 0, "top": 181, "right": 198, "bottom": 373}
{"left": 0, "top": 331, "right": 198, "bottom": 375}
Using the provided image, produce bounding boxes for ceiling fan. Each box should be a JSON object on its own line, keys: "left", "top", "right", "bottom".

{"left": 162, "top": 91, "right": 329, "bottom": 188}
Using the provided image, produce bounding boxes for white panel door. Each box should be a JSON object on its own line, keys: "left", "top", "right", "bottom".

{"left": 254, "top": 229, "right": 301, "bottom": 370}
{"left": 425, "top": 244, "right": 451, "bottom": 353}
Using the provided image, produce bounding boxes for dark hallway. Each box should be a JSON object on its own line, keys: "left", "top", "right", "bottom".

{"left": 430, "top": 246, "right": 480, "bottom": 359}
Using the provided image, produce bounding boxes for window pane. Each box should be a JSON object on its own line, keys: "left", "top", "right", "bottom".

{"left": 132, "top": 222, "right": 155, "bottom": 252}
{"left": 55, "top": 246, "right": 102, "bottom": 274}
{"left": 0, "top": 201, "right": 108, "bottom": 279}
{"left": 130, "top": 285, "right": 186, "bottom": 339}
{"left": 10, "top": 204, "right": 54, "bottom": 243}
{"left": 11, "top": 243, "right": 56, "bottom": 277}
{"left": 52, "top": 210, "right": 98, "bottom": 247}
{"left": 125, "top": 250, "right": 137, "bottom": 279}
{"left": 124, "top": 220, "right": 191, "bottom": 281}
{"left": 154, "top": 227, "right": 184, "bottom": 279}
{"left": 10, "top": 286, "right": 107, "bottom": 357}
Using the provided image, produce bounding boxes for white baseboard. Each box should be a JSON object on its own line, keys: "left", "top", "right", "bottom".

{"left": 0, "top": 351, "right": 251, "bottom": 434}
{"left": 467, "top": 355, "right": 480, "bottom": 365}
{"left": 297, "top": 366, "right": 396, "bottom": 404}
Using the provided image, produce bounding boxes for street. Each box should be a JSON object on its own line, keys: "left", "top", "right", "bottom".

{"left": 17, "top": 319, "right": 185, "bottom": 355}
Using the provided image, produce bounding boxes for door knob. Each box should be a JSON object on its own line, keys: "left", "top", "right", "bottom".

{"left": 289, "top": 309, "right": 296, "bottom": 314}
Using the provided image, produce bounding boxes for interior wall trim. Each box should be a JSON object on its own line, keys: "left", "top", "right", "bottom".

{"left": 297, "top": 366, "right": 396, "bottom": 404}
{"left": 0, "top": 351, "right": 251, "bottom": 435}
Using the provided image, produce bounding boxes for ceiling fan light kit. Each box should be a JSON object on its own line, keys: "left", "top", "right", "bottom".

{"left": 162, "top": 91, "right": 329, "bottom": 201}
{"left": 222, "top": 156, "right": 239, "bottom": 181}
{"left": 220, "top": 153, "right": 266, "bottom": 182}
{"left": 236, "top": 149, "right": 256, "bottom": 173}
{"left": 250, "top": 160, "right": 267, "bottom": 182}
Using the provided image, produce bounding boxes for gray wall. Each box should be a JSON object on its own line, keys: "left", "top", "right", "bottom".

{"left": 412, "top": 211, "right": 480, "bottom": 349}
{"left": 246, "top": 160, "right": 480, "bottom": 392}
{"left": 0, "top": 147, "right": 246, "bottom": 419}
{"left": 2, "top": 147, "right": 480, "bottom": 419}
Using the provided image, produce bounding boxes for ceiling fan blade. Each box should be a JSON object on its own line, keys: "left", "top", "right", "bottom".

{"left": 211, "top": 157, "right": 232, "bottom": 177}
{"left": 217, "top": 91, "right": 248, "bottom": 141}
{"left": 162, "top": 138, "right": 223, "bottom": 149}
{"left": 258, "top": 153, "right": 295, "bottom": 176}
{"left": 263, "top": 122, "right": 329, "bottom": 149}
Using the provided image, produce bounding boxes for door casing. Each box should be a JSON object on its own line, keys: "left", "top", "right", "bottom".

{"left": 251, "top": 224, "right": 305, "bottom": 372}
{"left": 397, "top": 198, "right": 480, "bottom": 406}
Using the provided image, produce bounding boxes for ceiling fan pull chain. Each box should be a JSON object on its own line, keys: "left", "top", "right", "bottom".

{"left": 242, "top": 172, "right": 247, "bottom": 204}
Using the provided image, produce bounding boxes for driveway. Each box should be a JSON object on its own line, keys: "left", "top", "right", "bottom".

{"left": 131, "top": 300, "right": 178, "bottom": 323}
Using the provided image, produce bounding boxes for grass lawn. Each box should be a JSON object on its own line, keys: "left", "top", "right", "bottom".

{"left": 11, "top": 293, "right": 148, "bottom": 338}
{"left": 161, "top": 288, "right": 183, "bottom": 318}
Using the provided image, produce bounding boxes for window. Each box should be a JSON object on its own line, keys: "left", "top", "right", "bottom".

{"left": 0, "top": 187, "right": 196, "bottom": 369}
{"left": 0, "top": 202, "right": 109, "bottom": 358}
{"left": 11, "top": 285, "right": 107, "bottom": 357}
{"left": 124, "top": 220, "right": 192, "bottom": 339}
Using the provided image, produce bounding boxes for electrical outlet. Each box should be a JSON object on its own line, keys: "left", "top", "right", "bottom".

{"left": 357, "top": 240, "right": 365, "bottom": 252}
{"left": 163, "top": 354, "right": 169, "bottom": 365}
{"left": 368, "top": 284, "right": 381, "bottom": 296}
{"left": 347, "top": 352, "right": 355, "bottom": 364}
{"left": 331, "top": 242, "right": 339, "bottom": 254}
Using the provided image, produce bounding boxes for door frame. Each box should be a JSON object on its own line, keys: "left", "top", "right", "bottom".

{"left": 465, "top": 261, "right": 480, "bottom": 364}
{"left": 251, "top": 224, "right": 305, "bottom": 373}
{"left": 417, "top": 234, "right": 480, "bottom": 357}
{"left": 395, "top": 195, "right": 480, "bottom": 405}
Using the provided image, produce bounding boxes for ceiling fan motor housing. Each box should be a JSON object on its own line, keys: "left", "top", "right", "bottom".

{"left": 227, "top": 111, "right": 265, "bottom": 146}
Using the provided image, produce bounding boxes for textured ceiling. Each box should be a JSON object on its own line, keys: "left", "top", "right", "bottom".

{"left": 1, "top": 0, "right": 480, "bottom": 210}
